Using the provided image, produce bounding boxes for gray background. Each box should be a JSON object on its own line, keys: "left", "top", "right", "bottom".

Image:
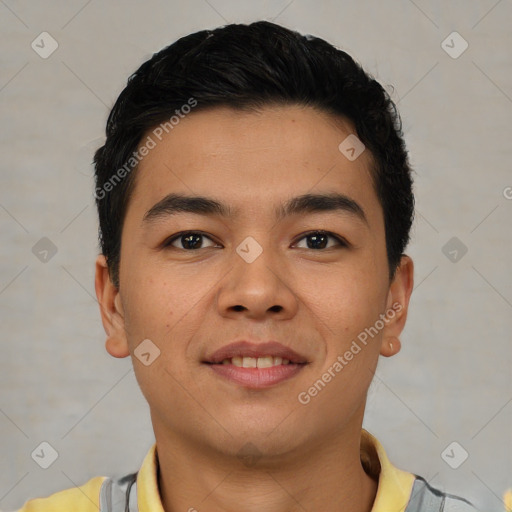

{"left": 1, "top": 1, "right": 511, "bottom": 511}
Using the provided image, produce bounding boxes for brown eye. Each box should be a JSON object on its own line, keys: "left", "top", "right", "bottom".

{"left": 165, "top": 231, "right": 218, "bottom": 250}
{"left": 294, "top": 231, "right": 347, "bottom": 250}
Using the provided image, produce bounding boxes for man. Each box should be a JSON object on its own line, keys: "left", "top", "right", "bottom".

{"left": 17, "top": 20, "right": 477, "bottom": 512}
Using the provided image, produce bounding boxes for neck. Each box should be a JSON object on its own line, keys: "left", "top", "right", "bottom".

{"left": 154, "top": 423, "right": 378, "bottom": 512}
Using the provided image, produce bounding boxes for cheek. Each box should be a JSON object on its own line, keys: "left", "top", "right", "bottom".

{"left": 121, "top": 271, "right": 179, "bottom": 347}
{"left": 296, "top": 271, "right": 384, "bottom": 419}
{"left": 303, "top": 265, "right": 387, "bottom": 334}
{"left": 122, "top": 273, "right": 194, "bottom": 404}
{"left": 122, "top": 262, "right": 212, "bottom": 366}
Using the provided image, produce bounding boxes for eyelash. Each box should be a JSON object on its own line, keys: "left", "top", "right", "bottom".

{"left": 163, "top": 230, "right": 348, "bottom": 251}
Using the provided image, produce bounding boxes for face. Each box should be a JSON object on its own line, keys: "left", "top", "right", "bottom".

{"left": 95, "top": 105, "right": 413, "bottom": 459}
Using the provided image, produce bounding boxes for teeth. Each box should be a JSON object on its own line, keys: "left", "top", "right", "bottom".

{"left": 242, "top": 356, "right": 257, "bottom": 368}
{"left": 232, "top": 356, "right": 243, "bottom": 367}
{"left": 256, "top": 356, "right": 274, "bottom": 368}
{"left": 221, "top": 356, "right": 291, "bottom": 367}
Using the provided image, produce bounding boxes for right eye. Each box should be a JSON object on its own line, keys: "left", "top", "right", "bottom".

{"left": 163, "top": 231, "right": 220, "bottom": 251}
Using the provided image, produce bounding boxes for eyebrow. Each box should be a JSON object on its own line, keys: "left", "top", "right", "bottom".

{"left": 142, "top": 192, "right": 368, "bottom": 226}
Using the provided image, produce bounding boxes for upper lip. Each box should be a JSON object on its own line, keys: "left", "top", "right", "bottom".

{"left": 204, "top": 341, "right": 308, "bottom": 364}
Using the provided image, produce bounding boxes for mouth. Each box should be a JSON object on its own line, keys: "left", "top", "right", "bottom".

{"left": 203, "top": 341, "right": 309, "bottom": 388}
{"left": 210, "top": 355, "right": 298, "bottom": 367}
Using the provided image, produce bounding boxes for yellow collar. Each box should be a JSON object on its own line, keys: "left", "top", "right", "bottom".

{"left": 360, "top": 429, "right": 416, "bottom": 511}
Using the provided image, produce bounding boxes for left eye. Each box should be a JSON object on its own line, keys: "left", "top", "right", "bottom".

{"left": 294, "top": 231, "right": 347, "bottom": 250}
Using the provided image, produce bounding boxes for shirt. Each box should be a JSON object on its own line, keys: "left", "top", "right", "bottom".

{"left": 16, "top": 429, "right": 477, "bottom": 511}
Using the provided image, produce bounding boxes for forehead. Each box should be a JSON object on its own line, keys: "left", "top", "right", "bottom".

{"left": 126, "top": 105, "right": 381, "bottom": 227}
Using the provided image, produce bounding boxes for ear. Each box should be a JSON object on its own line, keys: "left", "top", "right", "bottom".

{"left": 380, "top": 255, "right": 414, "bottom": 357}
{"left": 95, "top": 254, "right": 130, "bottom": 358}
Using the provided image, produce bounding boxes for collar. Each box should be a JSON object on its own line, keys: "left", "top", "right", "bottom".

{"left": 136, "top": 429, "right": 415, "bottom": 512}
{"left": 360, "top": 429, "right": 416, "bottom": 511}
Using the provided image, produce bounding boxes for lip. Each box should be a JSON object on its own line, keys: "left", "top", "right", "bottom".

{"left": 204, "top": 341, "right": 308, "bottom": 364}
{"left": 203, "top": 341, "right": 308, "bottom": 389}
{"left": 207, "top": 362, "right": 305, "bottom": 388}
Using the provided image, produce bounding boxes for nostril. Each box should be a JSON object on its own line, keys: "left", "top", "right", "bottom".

{"left": 229, "top": 305, "right": 283, "bottom": 313}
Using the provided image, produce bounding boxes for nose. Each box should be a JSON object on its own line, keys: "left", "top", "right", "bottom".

{"left": 216, "top": 239, "right": 299, "bottom": 321}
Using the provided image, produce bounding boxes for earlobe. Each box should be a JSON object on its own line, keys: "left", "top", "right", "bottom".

{"left": 95, "top": 254, "right": 130, "bottom": 359}
{"left": 105, "top": 336, "right": 130, "bottom": 358}
{"left": 380, "top": 336, "right": 401, "bottom": 357}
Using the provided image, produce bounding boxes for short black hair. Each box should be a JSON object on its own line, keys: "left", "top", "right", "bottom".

{"left": 94, "top": 20, "right": 414, "bottom": 289}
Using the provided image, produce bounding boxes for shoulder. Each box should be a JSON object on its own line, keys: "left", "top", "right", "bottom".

{"left": 405, "top": 476, "right": 479, "bottom": 512}
{"left": 16, "top": 476, "right": 107, "bottom": 512}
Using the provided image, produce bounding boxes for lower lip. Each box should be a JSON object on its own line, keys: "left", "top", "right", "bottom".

{"left": 206, "top": 363, "right": 305, "bottom": 388}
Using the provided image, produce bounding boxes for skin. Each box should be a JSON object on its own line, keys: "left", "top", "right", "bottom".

{"left": 95, "top": 105, "right": 414, "bottom": 512}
